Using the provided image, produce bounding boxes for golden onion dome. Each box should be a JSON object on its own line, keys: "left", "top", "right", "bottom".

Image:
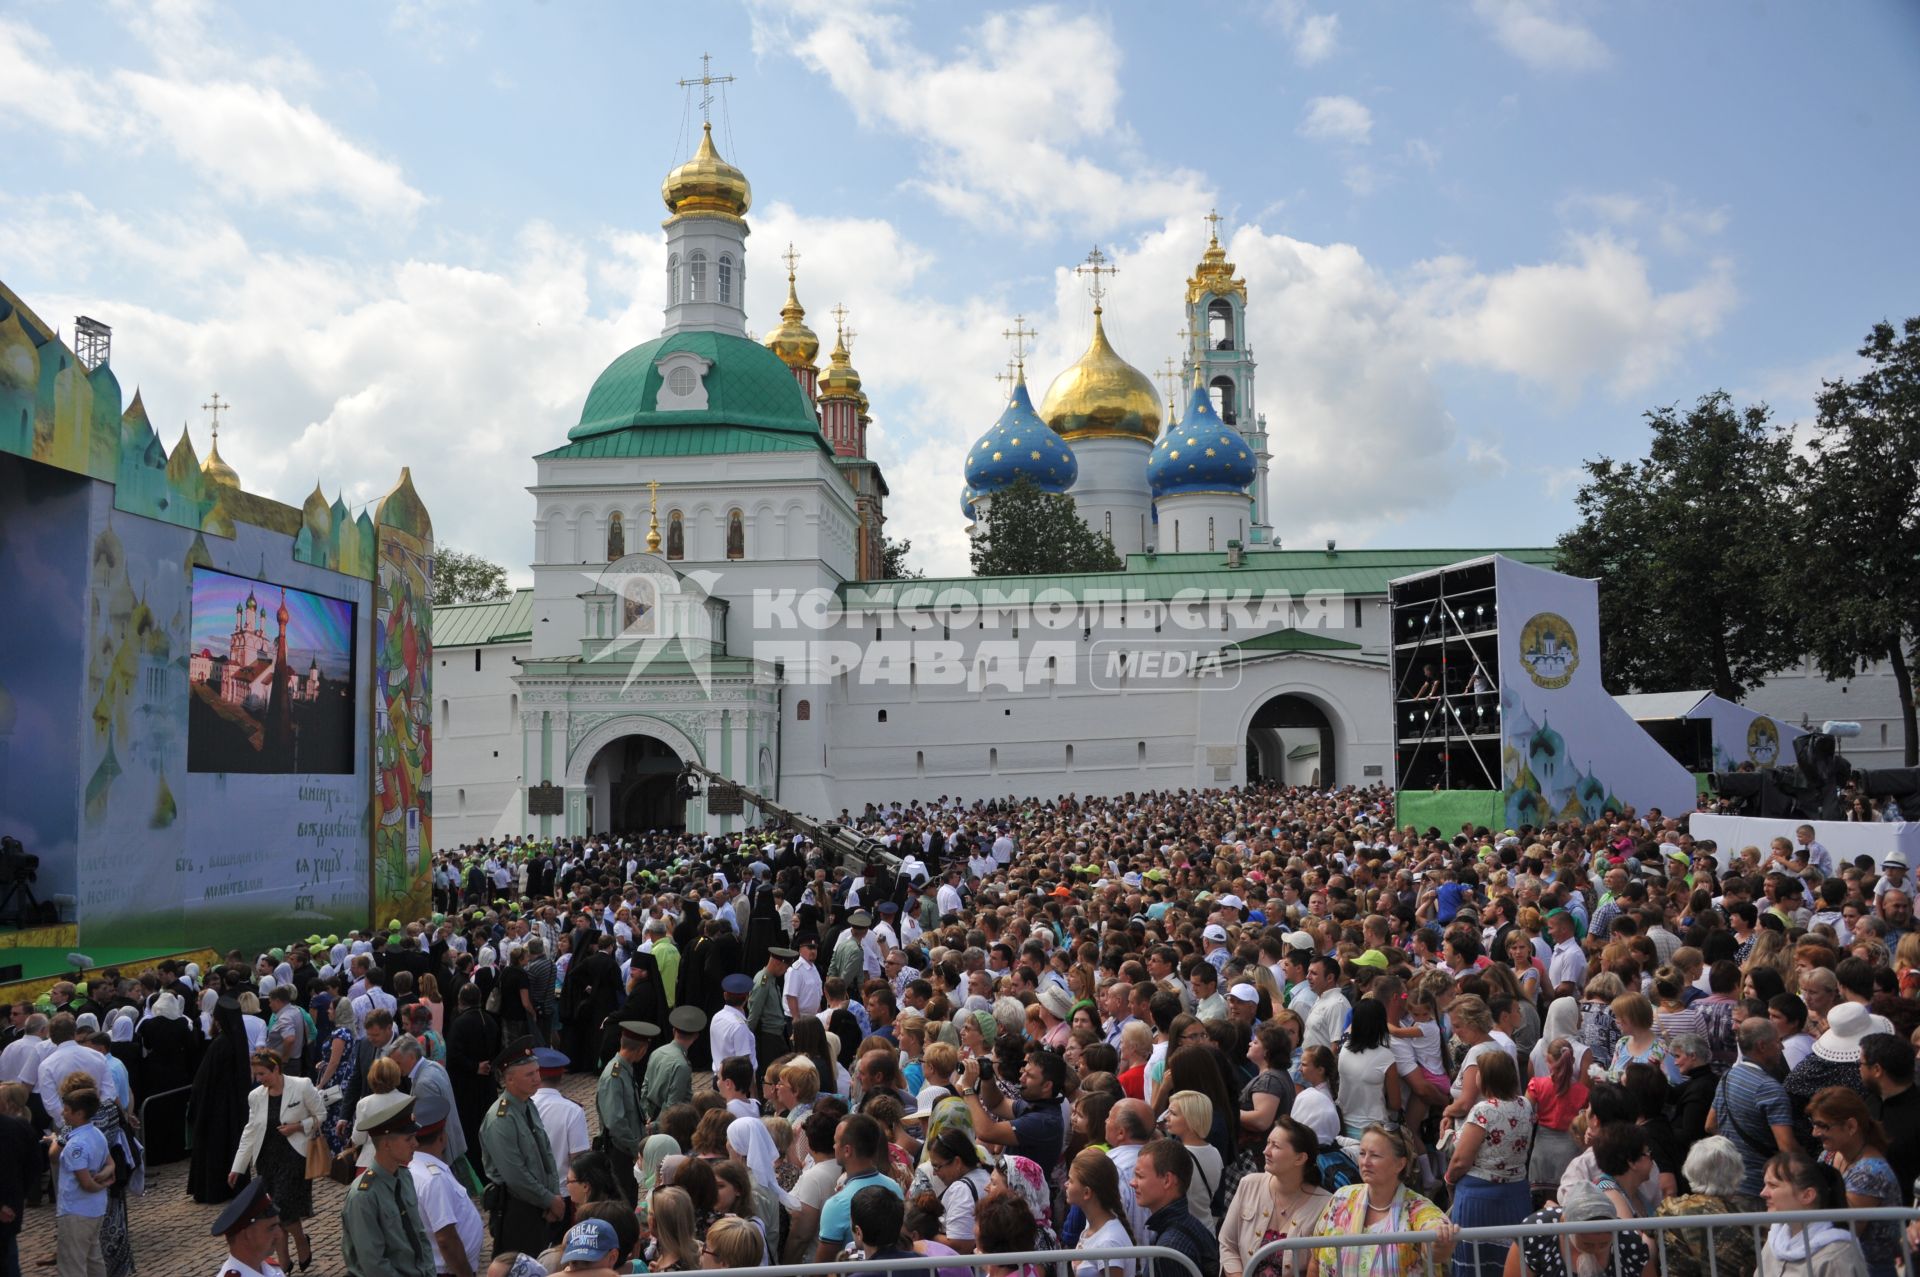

{"left": 1186, "top": 229, "right": 1247, "bottom": 305}
{"left": 763, "top": 266, "right": 820, "bottom": 370}
{"left": 817, "top": 329, "right": 863, "bottom": 400}
{"left": 661, "top": 122, "right": 751, "bottom": 221}
{"left": 201, "top": 433, "right": 240, "bottom": 491}
{"left": 1039, "top": 308, "right": 1161, "bottom": 442}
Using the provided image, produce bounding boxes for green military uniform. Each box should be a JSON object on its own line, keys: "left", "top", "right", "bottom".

{"left": 747, "top": 963, "right": 790, "bottom": 1070}
{"left": 827, "top": 933, "right": 865, "bottom": 987}
{"left": 480, "top": 1089, "right": 560, "bottom": 1255}
{"left": 340, "top": 1162, "right": 436, "bottom": 1277}
{"left": 640, "top": 1040, "right": 691, "bottom": 1121}
{"left": 596, "top": 1052, "right": 647, "bottom": 1156}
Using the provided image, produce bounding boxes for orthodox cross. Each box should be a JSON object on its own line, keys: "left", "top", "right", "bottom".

{"left": 995, "top": 360, "right": 1019, "bottom": 393}
{"left": 645, "top": 479, "right": 662, "bottom": 553}
{"left": 677, "top": 53, "right": 734, "bottom": 124}
{"left": 782, "top": 243, "right": 801, "bottom": 281}
{"left": 1156, "top": 358, "right": 1182, "bottom": 410}
{"left": 1001, "top": 315, "right": 1036, "bottom": 377}
{"left": 1203, "top": 207, "right": 1224, "bottom": 243}
{"left": 202, "top": 392, "right": 229, "bottom": 445}
{"left": 1076, "top": 246, "right": 1117, "bottom": 311}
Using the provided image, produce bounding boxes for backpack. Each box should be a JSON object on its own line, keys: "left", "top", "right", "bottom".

{"left": 1316, "top": 1147, "right": 1360, "bottom": 1194}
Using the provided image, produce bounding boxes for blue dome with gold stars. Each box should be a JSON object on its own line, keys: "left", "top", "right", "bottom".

{"left": 1147, "top": 381, "right": 1256, "bottom": 498}
{"left": 961, "top": 486, "right": 978, "bottom": 521}
{"left": 964, "top": 376, "right": 1078, "bottom": 496}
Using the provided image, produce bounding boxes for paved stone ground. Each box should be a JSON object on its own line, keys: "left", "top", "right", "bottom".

{"left": 19, "top": 1070, "right": 635, "bottom": 1277}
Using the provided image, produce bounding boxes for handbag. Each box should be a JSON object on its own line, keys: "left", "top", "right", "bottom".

{"left": 329, "top": 1149, "right": 361, "bottom": 1186}
{"left": 304, "top": 1134, "right": 333, "bottom": 1180}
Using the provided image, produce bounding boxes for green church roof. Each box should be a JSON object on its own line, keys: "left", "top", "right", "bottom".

{"left": 569, "top": 331, "right": 828, "bottom": 452}
{"left": 1224, "top": 628, "right": 1364, "bottom": 654}
{"left": 540, "top": 424, "right": 821, "bottom": 461}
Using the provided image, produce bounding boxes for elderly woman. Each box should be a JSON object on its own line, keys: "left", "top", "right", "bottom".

{"left": 1304, "top": 1125, "right": 1457, "bottom": 1277}
{"left": 1656, "top": 1136, "right": 1762, "bottom": 1277}
{"left": 1504, "top": 1186, "right": 1650, "bottom": 1277}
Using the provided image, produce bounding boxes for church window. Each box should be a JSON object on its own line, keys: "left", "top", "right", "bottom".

{"left": 1103, "top": 512, "right": 1112, "bottom": 540}
{"left": 1173, "top": 523, "right": 1179, "bottom": 552}
{"left": 667, "top": 510, "right": 684, "bottom": 560}
{"left": 668, "top": 254, "right": 679, "bottom": 304}
{"left": 1208, "top": 516, "right": 1215, "bottom": 551}
{"left": 1210, "top": 376, "right": 1238, "bottom": 425}
{"left": 915, "top": 750, "right": 925, "bottom": 776}
{"left": 474, "top": 650, "right": 482, "bottom": 673}
{"left": 1138, "top": 740, "right": 1146, "bottom": 764}
{"left": 878, "top": 709, "right": 888, "bottom": 723}
{"left": 509, "top": 693, "right": 518, "bottom": 731}
{"left": 666, "top": 366, "right": 697, "bottom": 397}
{"left": 796, "top": 699, "right": 811, "bottom": 721}
{"left": 606, "top": 511, "right": 625, "bottom": 560}
{"left": 1209, "top": 298, "right": 1236, "bottom": 350}
{"left": 726, "top": 508, "right": 745, "bottom": 559}
{"left": 458, "top": 788, "right": 466, "bottom": 815}
{"left": 718, "top": 254, "right": 734, "bottom": 304}
{"left": 688, "top": 251, "right": 708, "bottom": 301}
{"left": 440, "top": 699, "right": 450, "bottom": 734}
{"left": 1065, "top": 743, "right": 1075, "bottom": 770}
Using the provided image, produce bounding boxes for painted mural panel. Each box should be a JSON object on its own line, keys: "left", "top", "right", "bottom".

{"left": 1495, "top": 556, "right": 1696, "bottom": 826}
{"left": 372, "top": 469, "right": 433, "bottom": 924}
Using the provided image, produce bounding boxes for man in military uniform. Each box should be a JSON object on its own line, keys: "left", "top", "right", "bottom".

{"left": 211, "top": 1179, "right": 284, "bottom": 1277}
{"left": 641, "top": 1005, "right": 702, "bottom": 1122}
{"left": 710, "top": 975, "right": 757, "bottom": 1074}
{"left": 829, "top": 911, "right": 871, "bottom": 988}
{"left": 479, "top": 1037, "right": 565, "bottom": 1257}
{"left": 747, "top": 947, "right": 795, "bottom": 1089}
{"left": 339, "top": 1093, "right": 436, "bottom": 1277}
{"left": 594, "top": 1021, "right": 655, "bottom": 1202}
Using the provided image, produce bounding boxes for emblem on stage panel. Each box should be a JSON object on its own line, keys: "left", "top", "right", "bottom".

{"left": 1748, "top": 715, "right": 1781, "bottom": 766}
{"left": 1518, "top": 612, "right": 1579, "bottom": 690}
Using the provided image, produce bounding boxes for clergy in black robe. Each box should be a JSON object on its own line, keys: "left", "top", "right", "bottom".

{"left": 561, "top": 933, "right": 620, "bottom": 1072}
{"left": 186, "top": 997, "right": 249, "bottom": 1203}
{"left": 686, "top": 918, "right": 740, "bottom": 1072}
{"left": 741, "top": 877, "right": 781, "bottom": 977}
{"left": 133, "top": 993, "right": 199, "bottom": 1163}
{"left": 445, "top": 984, "right": 502, "bottom": 1159}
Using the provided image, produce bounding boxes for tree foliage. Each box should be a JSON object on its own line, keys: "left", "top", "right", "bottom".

{"left": 432, "top": 545, "right": 511, "bottom": 607}
{"left": 880, "top": 535, "right": 921, "bottom": 580}
{"left": 969, "top": 477, "right": 1123, "bottom": 577}
{"left": 1555, "top": 391, "right": 1801, "bottom": 702}
{"left": 1788, "top": 317, "right": 1920, "bottom": 764}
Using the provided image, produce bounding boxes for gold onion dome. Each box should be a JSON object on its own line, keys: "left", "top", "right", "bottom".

{"left": 1040, "top": 308, "right": 1161, "bottom": 442}
{"left": 1187, "top": 229, "right": 1247, "bottom": 304}
{"left": 201, "top": 435, "right": 240, "bottom": 491}
{"left": 817, "top": 330, "right": 863, "bottom": 401}
{"left": 661, "top": 122, "right": 751, "bottom": 220}
{"left": 764, "top": 269, "right": 820, "bottom": 370}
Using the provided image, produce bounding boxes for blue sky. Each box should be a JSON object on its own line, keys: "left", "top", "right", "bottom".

{"left": 4, "top": 0, "right": 1916, "bottom": 577}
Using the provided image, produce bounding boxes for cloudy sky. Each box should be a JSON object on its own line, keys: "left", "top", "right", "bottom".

{"left": 4, "top": 0, "right": 1916, "bottom": 578}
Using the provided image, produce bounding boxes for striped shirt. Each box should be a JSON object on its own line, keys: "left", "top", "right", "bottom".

{"left": 1713, "top": 1061, "right": 1792, "bottom": 1194}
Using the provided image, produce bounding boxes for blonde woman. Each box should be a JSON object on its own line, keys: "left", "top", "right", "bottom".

{"left": 1164, "top": 1090, "right": 1223, "bottom": 1231}
{"left": 645, "top": 1185, "right": 699, "bottom": 1272}
{"left": 349, "top": 1056, "right": 402, "bottom": 1169}
{"left": 1603, "top": 992, "right": 1668, "bottom": 1083}
{"left": 1304, "top": 1126, "right": 1458, "bottom": 1277}
{"left": 230, "top": 1049, "right": 327, "bottom": 1272}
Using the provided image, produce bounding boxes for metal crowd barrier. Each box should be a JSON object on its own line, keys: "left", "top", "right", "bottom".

{"left": 1237, "top": 1205, "right": 1920, "bottom": 1277}
{"left": 135, "top": 1082, "right": 192, "bottom": 1153}
{"left": 692, "top": 1244, "right": 1203, "bottom": 1277}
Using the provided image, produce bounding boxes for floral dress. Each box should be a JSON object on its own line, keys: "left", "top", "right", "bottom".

{"left": 1823, "top": 1151, "right": 1901, "bottom": 1277}
{"left": 1606, "top": 1035, "right": 1668, "bottom": 1084}
{"left": 1464, "top": 1096, "right": 1534, "bottom": 1181}
{"left": 1519, "top": 1206, "right": 1650, "bottom": 1277}
{"left": 320, "top": 1026, "right": 357, "bottom": 1153}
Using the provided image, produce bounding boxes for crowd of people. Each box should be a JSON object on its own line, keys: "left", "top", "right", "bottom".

{"left": 2, "top": 782, "right": 1918, "bottom": 1277}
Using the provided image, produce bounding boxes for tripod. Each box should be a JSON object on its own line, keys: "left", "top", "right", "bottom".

{"left": 0, "top": 871, "right": 44, "bottom": 928}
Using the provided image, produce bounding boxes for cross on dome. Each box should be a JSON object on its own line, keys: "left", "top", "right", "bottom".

{"left": 1075, "top": 246, "right": 1118, "bottom": 312}
{"left": 1204, "top": 208, "right": 1224, "bottom": 244}
{"left": 676, "top": 52, "right": 735, "bottom": 124}
{"left": 781, "top": 243, "right": 801, "bottom": 279}
{"left": 1001, "top": 315, "right": 1037, "bottom": 377}
{"left": 202, "top": 392, "right": 229, "bottom": 442}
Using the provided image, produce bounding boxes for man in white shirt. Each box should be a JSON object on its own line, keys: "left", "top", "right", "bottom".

{"left": 1302, "top": 958, "right": 1350, "bottom": 1050}
{"left": 711, "top": 975, "right": 758, "bottom": 1073}
{"left": 408, "top": 1093, "right": 485, "bottom": 1277}
{"left": 1546, "top": 909, "right": 1587, "bottom": 995}
{"left": 992, "top": 828, "right": 1015, "bottom": 866}
{"left": 785, "top": 935, "right": 824, "bottom": 1020}
{"left": 1104, "top": 1100, "right": 1153, "bottom": 1240}
{"left": 530, "top": 1048, "right": 591, "bottom": 1179}
{"left": 937, "top": 870, "right": 966, "bottom": 921}
{"left": 35, "top": 1013, "right": 110, "bottom": 1121}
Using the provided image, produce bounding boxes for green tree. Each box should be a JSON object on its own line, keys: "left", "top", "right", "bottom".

{"left": 969, "top": 477, "right": 1123, "bottom": 577}
{"left": 1789, "top": 317, "right": 1920, "bottom": 764}
{"left": 1555, "top": 391, "right": 1801, "bottom": 701}
{"left": 432, "top": 545, "right": 510, "bottom": 607}
{"left": 880, "top": 535, "right": 921, "bottom": 580}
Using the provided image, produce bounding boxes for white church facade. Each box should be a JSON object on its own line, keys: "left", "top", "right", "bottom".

{"left": 428, "top": 124, "right": 1910, "bottom": 847}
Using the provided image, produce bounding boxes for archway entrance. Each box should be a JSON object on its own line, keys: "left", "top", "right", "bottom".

{"left": 582, "top": 734, "right": 685, "bottom": 834}
{"left": 1247, "top": 693, "right": 1336, "bottom": 787}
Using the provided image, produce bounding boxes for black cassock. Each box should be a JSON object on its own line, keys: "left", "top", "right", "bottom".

{"left": 562, "top": 946, "right": 621, "bottom": 1071}
{"left": 186, "top": 1002, "right": 249, "bottom": 1203}
{"left": 445, "top": 1006, "right": 501, "bottom": 1159}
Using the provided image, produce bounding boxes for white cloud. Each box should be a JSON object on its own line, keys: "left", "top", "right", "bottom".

{"left": 748, "top": 1, "right": 1206, "bottom": 233}
{"left": 1299, "top": 95, "right": 1373, "bottom": 145}
{"left": 1472, "top": 0, "right": 1610, "bottom": 71}
{"left": 1559, "top": 187, "right": 1732, "bottom": 253}
{"left": 1268, "top": 0, "right": 1340, "bottom": 65}
{"left": 0, "top": 12, "right": 423, "bottom": 222}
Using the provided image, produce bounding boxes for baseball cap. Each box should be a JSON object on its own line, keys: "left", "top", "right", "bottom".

{"left": 1228, "top": 984, "right": 1259, "bottom": 1004}
{"left": 1203, "top": 924, "right": 1228, "bottom": 942}
{"left": 1351, "top": 949, "right": 1390, "bottom": 971}
{"left": 559, "top": 1218, "right": 620, "bottom": 1265}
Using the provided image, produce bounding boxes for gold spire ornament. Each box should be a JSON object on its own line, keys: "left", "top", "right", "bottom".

{"left": 764, "top": 243, "right": 821, "bottom": 370}
{"left": 1187, "top": 208, "right": 1247, "bottom": 305}
{"left": 199, "top": 391, "right": 241, "bottom": 490}
{"left": 818, "top": 305, "right": 863, "bottom": 401}
{"left": 1039, "top": 247, "right": 1160, "bottom": 442}
{"left": 645, "top": 480, "right": 662, "bottom": 553}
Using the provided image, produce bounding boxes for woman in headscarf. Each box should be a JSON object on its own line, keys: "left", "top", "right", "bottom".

{"left": 637, "top": 1132, "right": 681, "bottom": 1195}
{"left": 1530, "top": 996, "right": 1591, "bottom": 1079}
{"left": 911, "top": 1097, "right": 981, "bottom": 1195}
{"left": 134, "top": 991, "right": 198, "bottom": 1162}
{"left": 727, "top": 1116, "right": 797, "bottom": 1257}
{"left": 989, "top": 1154, "right": 1062, "bottom": 1251}
{"left": 188, "top": 996, "right": 251, "bottom": 1203}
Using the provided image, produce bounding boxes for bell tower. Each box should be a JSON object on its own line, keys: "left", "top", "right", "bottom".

{"left": 1184, "top": 211, "right": 1273, "bottom": 545}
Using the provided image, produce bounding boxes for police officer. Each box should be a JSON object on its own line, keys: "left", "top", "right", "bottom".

{"left": 479, "top": 1036, "right": 564, "bottom": 1257}
{"left": 339, "top": 1093, "right": 436, "bottom": 1277}
{"left": 594, "top": 1021, "right": 655, "bottom": 1201}
{"left": 641, "top": 1006, "right": 701, "bottom": 1122}
{"left": 211, "top": 1180, "right": 285, "bottom": 1277}
{"left": 747, "top": 947, "right": 795, "bottom": 1085}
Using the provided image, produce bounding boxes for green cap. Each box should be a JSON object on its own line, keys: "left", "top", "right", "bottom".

{"left": 268, "top": 947, "right": 285, "bottom": 961}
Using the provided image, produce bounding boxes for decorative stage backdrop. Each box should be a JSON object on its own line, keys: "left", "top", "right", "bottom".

{"left": 0, "top": 279, "right": 432, "bottom": 949}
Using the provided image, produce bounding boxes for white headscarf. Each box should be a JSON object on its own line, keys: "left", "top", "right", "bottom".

{"left": 151, "top": 992, "right": 184, "bottom": 1021}
{"left": 108, "top": 1010, "right": 136, "bottom": 1042}
{"left": 727, "top": 1115, "right": 798, "bottom": 1209}
{"left": 75, "top": 1012, "right": 100, "bottom": 1034}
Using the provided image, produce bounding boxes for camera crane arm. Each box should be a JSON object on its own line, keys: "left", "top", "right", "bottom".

{"left": 677, "top": 762, "right": 900, "bottom": 875}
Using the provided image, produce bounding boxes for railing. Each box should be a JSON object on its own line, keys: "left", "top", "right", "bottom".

{"left": 693, "top": 1244, "right": 1203, "bottom": 1277}
{"left": 1237, "top": 1205, "right": 1920, "bottom": 1277}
